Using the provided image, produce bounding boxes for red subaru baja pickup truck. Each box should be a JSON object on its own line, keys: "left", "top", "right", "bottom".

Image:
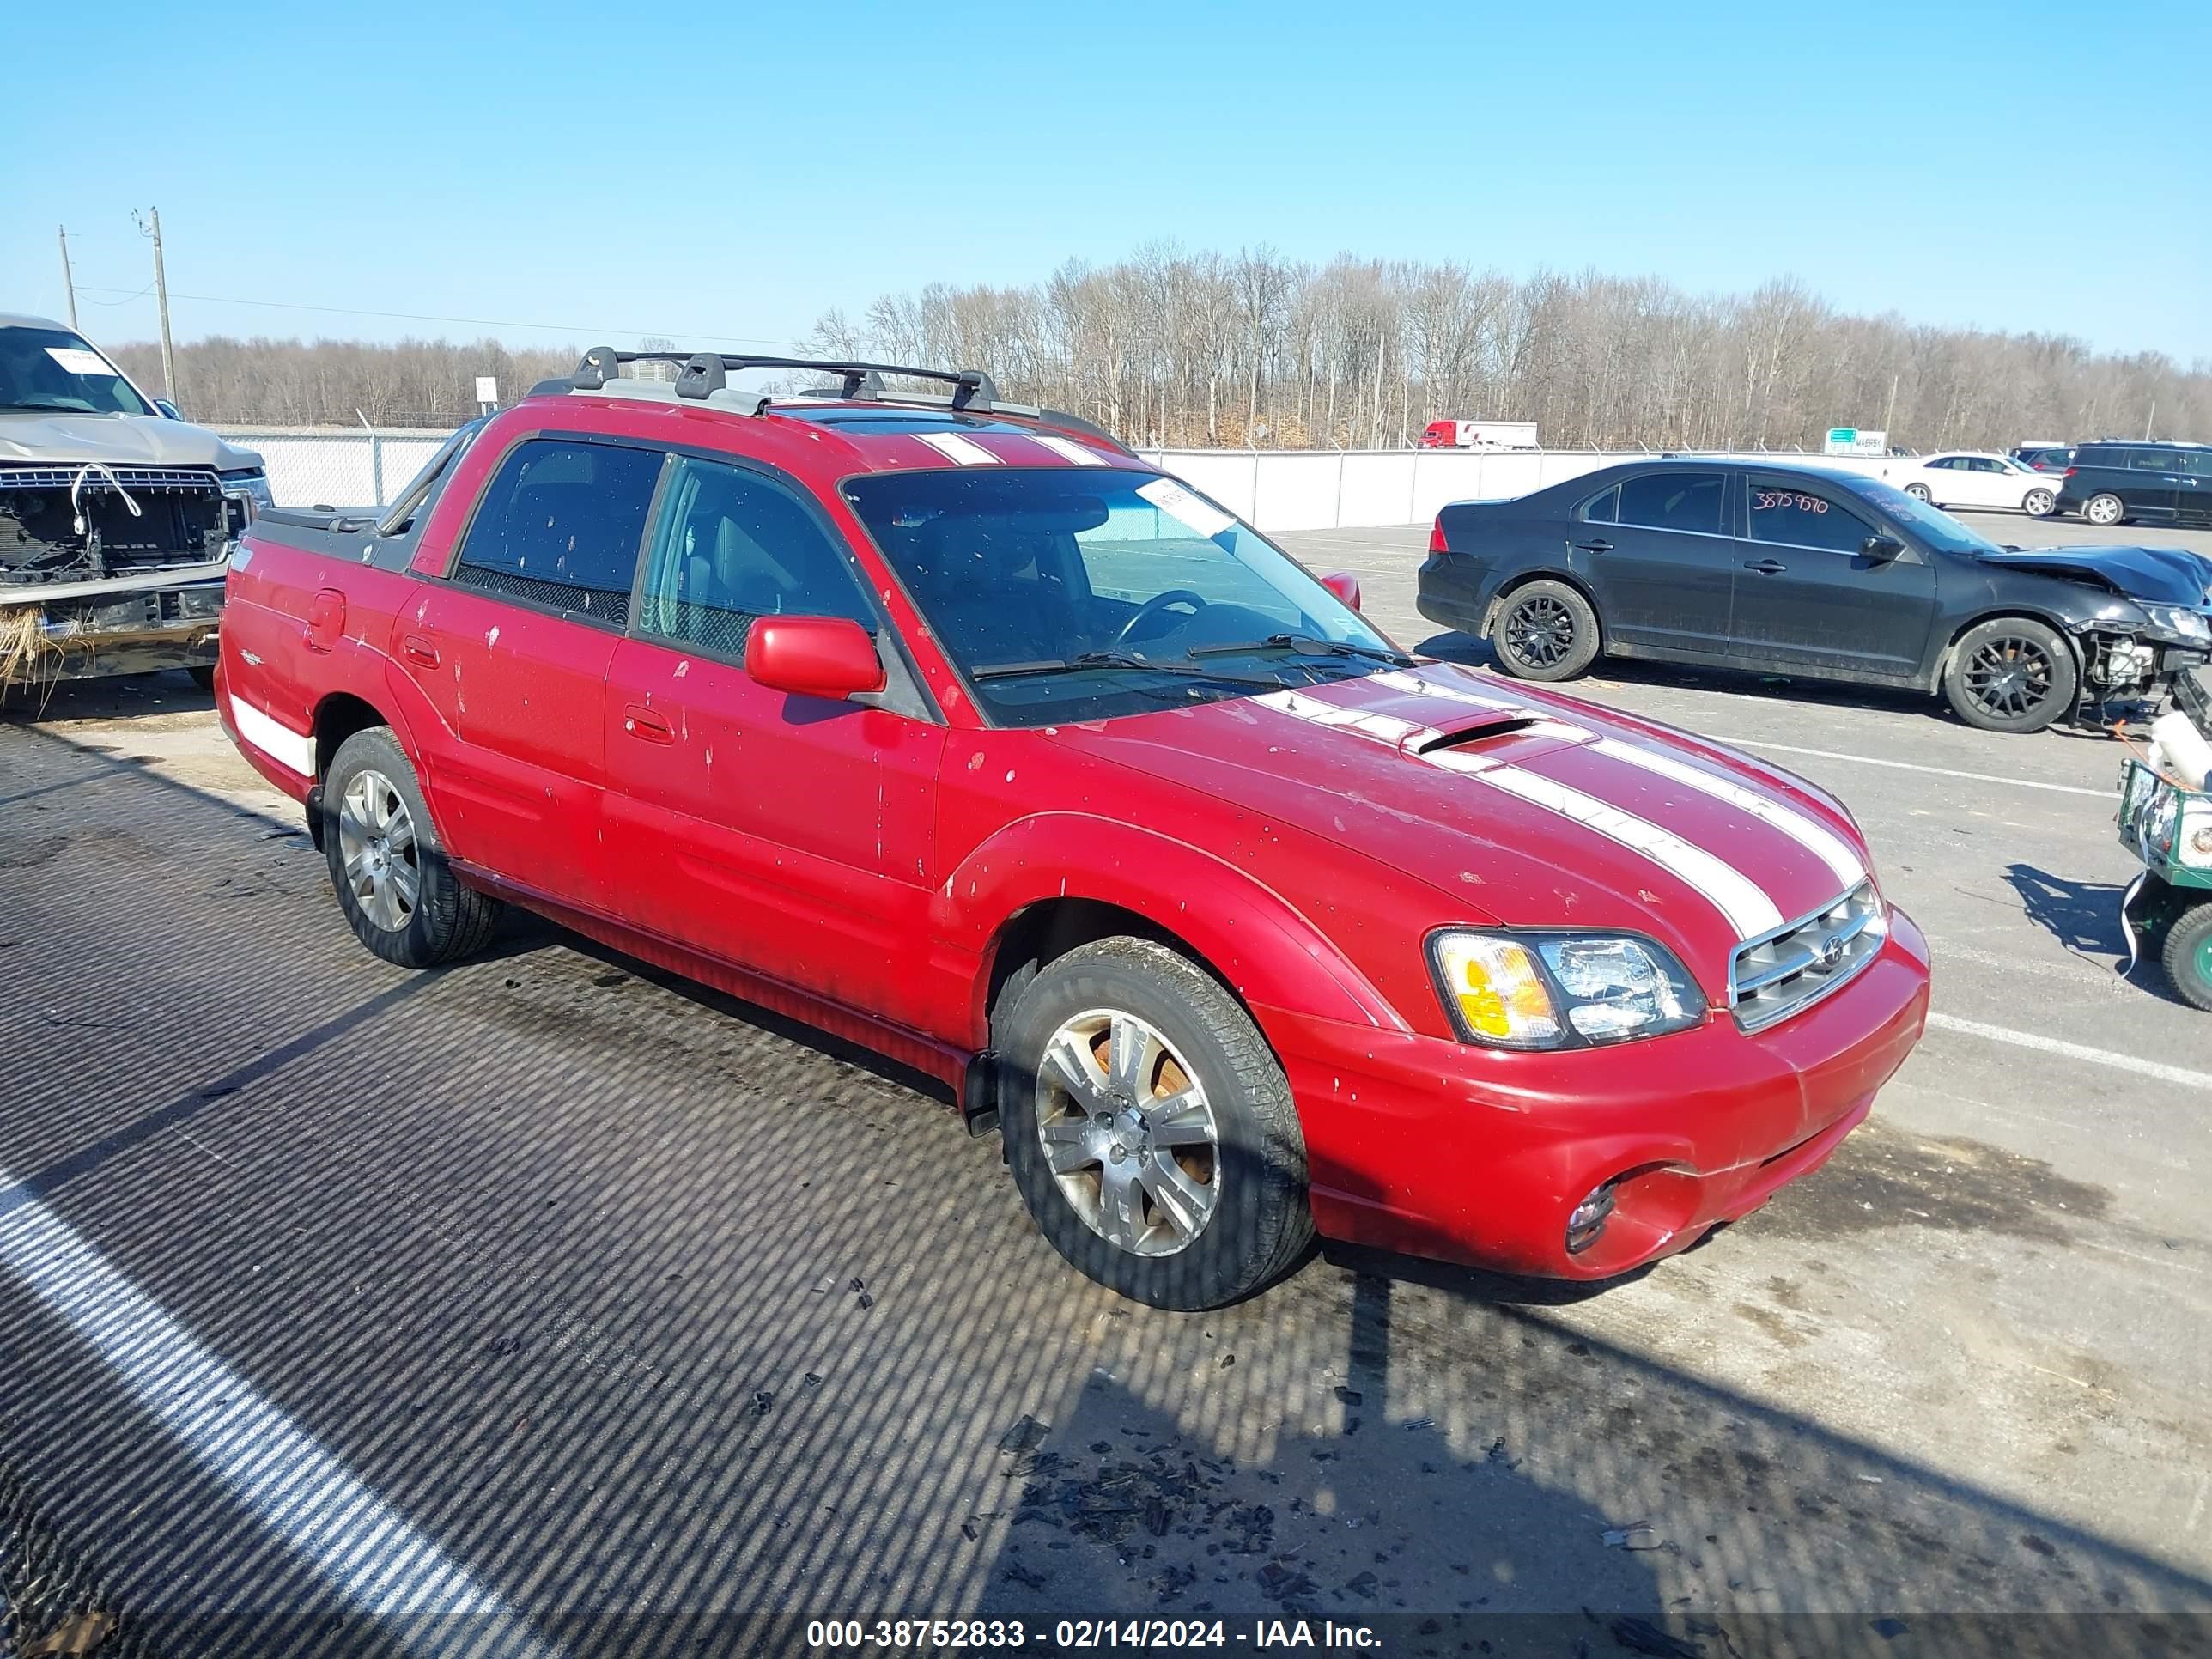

{"left": 216, "top": 348, "right": 1929, "bottom": 1309}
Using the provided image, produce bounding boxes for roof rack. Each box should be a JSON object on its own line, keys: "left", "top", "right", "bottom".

{"left": 568, "top": 346, "right": 997, "bottom": 410}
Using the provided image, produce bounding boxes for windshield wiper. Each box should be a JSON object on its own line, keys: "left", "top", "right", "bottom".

{"left": 971, "top": 651, "right": 1280, "bottom": 688}
{"left": 1186, "top": 633, "right": 1414, "bottom": 667}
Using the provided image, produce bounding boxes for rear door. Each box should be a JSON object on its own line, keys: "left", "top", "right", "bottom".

{"left": 1728, "top": 477, "right": 1936, "bottom": 678}
{"left": 601, "top": 453, "right": 947, "bottom": 1029}
{"left": 2177, "top": 450, "right": 2212, "bottom": 526}
{"left": 396, "top": 435, "right": 667, "bottom": 912}
{"left": 2124, "top": 448, "right": 2184, "bottom": 520}
{"left": 1582, "top": 470, "right": 1736, "bottom": 654}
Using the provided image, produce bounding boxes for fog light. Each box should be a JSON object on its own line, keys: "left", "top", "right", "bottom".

{"left": 1565, "top": 1182, "right": 1618, "bottom": 1254}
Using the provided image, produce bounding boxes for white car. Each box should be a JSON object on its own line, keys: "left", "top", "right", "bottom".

{"left": 1886, "top": 450, "right": 2059, "bottom": 517}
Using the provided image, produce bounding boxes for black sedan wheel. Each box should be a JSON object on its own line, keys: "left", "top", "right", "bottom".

{"left": 1491, "top": 580, "right": 1601, "bottom": 681}
{"left": 1941, "top": 617, "right": 2077, "bottom": 734}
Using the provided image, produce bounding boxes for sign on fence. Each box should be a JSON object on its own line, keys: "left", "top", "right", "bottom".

{"left": 1824, "top": 427, "right": 1887, "bottom": 457}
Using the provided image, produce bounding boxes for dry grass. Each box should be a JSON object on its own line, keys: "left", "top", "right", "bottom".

{"left": 0, "top": 605, "right": 88, "bottom": 697}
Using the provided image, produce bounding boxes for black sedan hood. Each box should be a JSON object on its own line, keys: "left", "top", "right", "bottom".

{"left": 1974, "top": 544, "right": 2212, "bottom": 608}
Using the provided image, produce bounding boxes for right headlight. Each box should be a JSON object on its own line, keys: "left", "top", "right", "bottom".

{"left": 1426, "top": 930, "right": 1707, "bottom": 1049}
{"left": 2141, "top": 604, "right": 2210, "bottom": 644}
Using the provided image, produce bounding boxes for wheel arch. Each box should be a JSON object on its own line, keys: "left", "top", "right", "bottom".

{"left": 1480, "top": 568, "right": 1605, "bottom": 644}
{"left": 943, "top": 815, "right": 1408, "bottom": 1055}
{"left": 1931, "top": 608, "right": 2087, "bottom": 694}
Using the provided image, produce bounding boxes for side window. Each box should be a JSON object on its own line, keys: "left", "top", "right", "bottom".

{"left": 1968, "top": 458, "right": 2002, "bottom": 472}
{"left": 637, "top": 457, "right": 874, "bottom": 658}
{"left": 1747, "top": 485, "right": 1876, "bottom": 554}
{"left": 1926, "top": 457, "right": 1959, "bottom": 470}
{"left": 2179, "top": 452, "right": 2212, "bottom": 478}
{"left": 2132, "top": 449, "right": 2178, "bottom": 471}
{"left": 1580, "top": 483, "right": 1620, "bottom": 523}
{"left": 1617, "top": 471, "right": 1725, "bottom": 535}
{"left": 453, "top": 440, "right": 664, "bottom": 624}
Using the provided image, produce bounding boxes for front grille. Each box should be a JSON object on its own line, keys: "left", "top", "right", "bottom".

{"left": 1730, "top": 880, "right": 1886, "bottom": 1031}
{"left": 0, "top": 465, "right": 223, "bottom": 494}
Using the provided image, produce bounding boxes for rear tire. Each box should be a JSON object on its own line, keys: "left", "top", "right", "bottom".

{"left": 2160, "top": 905, "right": 2212, "bottom": 1012}
{"left": 1941, "top": 617, "right": 2077, "bottom": 734}
{"left": 323, "top": 726, "right": 501, "bottom": 968}
{"left": 2023, "top": 488, "right": 2056, "bottom": 518}
{"left": 1490, "top": 579, "right": 1602, "bottom": 682}
{"left": 996, "top": 938, "right": 1313, "bottom": 1310}
{"left": 1905, "top": 483, "right": 1933, "bottom": 503}
{"left": 2085, "top": 492, "right": 2127, "bottom": 527}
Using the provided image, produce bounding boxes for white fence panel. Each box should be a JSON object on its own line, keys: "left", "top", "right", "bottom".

{"left": 224, "top": 428, "right": 1899, "bottom": 530}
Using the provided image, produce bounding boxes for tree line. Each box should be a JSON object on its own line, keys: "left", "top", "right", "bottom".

{"left": 106, "top": 252, "right": 2209, "bottom": 451}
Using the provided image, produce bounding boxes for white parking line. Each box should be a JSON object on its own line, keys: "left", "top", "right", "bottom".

{"left": 0, "top": 1168, "right": 553, "bottom": 1650}
{"left": 1713, "top": 738, "right": 2109, "bottom": 799}
{"left": 1925, "top": 1012, "right": 2212, "bottom": 1091}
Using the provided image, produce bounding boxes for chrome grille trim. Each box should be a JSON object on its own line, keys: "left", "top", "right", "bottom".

{"left": 0, "top": 465, "right": 223, "bottom": 493}
{"left": 1729, "top": 879, "right": 1886, "bottom": 1032}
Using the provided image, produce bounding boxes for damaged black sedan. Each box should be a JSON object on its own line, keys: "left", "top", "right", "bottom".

{"left": 1419, "top": 458, "right": 2212, "bottom": 733}
{"left": 2, "top": 314, "right": 266, "bottom": 690}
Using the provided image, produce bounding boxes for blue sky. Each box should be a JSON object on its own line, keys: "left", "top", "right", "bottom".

{"left": 7, "top": 0, "right": 2207, "bottom": 362}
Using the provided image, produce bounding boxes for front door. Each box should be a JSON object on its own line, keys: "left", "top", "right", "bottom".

{"left": 1580, "top": 470, "right": 1737, "bottom": 654}
{"left": 395, "top": 434, "right": 667, "bottom": 911}
{"left": 1728, "top": 477, "right": 1936, "bottom": 678}
{"left": 600, "top": 453, "right": 947, "bottom": 1030}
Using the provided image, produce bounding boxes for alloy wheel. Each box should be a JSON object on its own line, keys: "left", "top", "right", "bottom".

{"left": 2024, "top": 489, "right": 2054, "bottom": 516}
{"left": 1963, "top": 635, "right": 2057, "bottom": 721}
{"left": 337, "top": 768, "right": 421, "bottom": 931}
{"left": 1905, "top": 484, "right": 1931, "bottom": 502}
{"left": 1035, "top": 1007, "right": 1220, "bottom": 1257}
{"left": 1503, "top": 595, "right": 1576, "bottom": 669}
{"left": 2087, "top": 495, "right": 2124, "bottom": 526}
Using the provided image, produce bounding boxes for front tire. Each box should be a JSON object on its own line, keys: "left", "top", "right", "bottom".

{"left": 2085, "top": 492, "right": 2127, "bottom": 527}
{"left": 2160, "top": 906, "right": 2212, "bottom": 1012}
{"left": 1490, "top": 579, "right": 1602, "bottom": 682}
{"left": 323, "top": 726, "right": 501, "bottom": 968}
{"left": 1941, "top": 617, "right": 2077, "bottom": 733}
{"left": 2023, "top": 487, "right": 2056, "bottom": 518}
{"left": 996, "top": 938, "right": 1313, "bottom": 1310}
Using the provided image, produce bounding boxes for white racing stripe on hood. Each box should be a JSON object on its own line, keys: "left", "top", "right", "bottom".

{"left": 1261, "top": 683, "right": 1788, "bottom": 940}
{"left": 1431, "top": 754, "right": 1787, "bottom": 938}
{"left": 1589, "top": 738, "right": 1866, "bottom": 890}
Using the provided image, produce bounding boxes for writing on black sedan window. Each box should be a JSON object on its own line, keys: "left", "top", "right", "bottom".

{"left": 1749, "top": 486, "right": 1875, "bottom": 554}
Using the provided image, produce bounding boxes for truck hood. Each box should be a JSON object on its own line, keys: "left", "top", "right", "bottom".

{"left": 1041, "top": 661, "right": 1871, "bottom": 990}
{"left": 0, "top": 410, "right": 262, "bottom": 472}
{"left": 1974, "top": 544, "right": 2212, "bottom": 608}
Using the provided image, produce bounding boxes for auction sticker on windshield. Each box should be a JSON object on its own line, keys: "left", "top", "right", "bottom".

{"left": 1138, "top": 477, "right": 1236, "bottom": 538}
{"left": 45, "top": 347, "right": 111, "bottom": 375}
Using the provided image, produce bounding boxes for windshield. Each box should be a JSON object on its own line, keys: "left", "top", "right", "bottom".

{"left": 0, "top": 326, "right": 152, "bottom": 416}
{"left": 844, "top": 466, "right": 1401, "bottom": 725}
{"left": 1844, "top": 476, "right": 2003, "bottom": 556}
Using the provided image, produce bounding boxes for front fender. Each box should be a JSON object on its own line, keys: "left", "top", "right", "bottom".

{"left": 935, "top": 813, "right": 1410, "bottom": 1048}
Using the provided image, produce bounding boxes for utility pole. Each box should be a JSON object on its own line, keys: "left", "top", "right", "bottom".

{"left": 134, "top": 207, "right": 177, "bottom": 404}
{"left": 1882, "top": 373, "right": 1898, "bottom": 442}
{"left": 57, "top": 226, "right": 78, "bottom": 329}
{"left": 2146, "top": 400, "right": 2156, "bottom": 441}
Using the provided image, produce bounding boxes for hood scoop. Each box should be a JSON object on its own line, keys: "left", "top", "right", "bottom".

{"left": 1407, "top": 713, "right": 1542, "bottom": 756}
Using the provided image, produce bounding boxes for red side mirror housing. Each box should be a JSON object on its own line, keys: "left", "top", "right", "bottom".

{"left": 1320, "top": 570, "right": 1363, "bottom": 611}
{"left": 744, "top": 616, "right": 885, "bottom": 702}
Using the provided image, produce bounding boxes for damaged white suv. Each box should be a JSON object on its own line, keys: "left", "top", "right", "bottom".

{"left": 1, "top": 313, "right": 268, "bottom": 690}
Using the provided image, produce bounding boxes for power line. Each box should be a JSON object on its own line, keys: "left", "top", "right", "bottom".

{"left": 70, "top": 285, "right": 807, "bottom": 349}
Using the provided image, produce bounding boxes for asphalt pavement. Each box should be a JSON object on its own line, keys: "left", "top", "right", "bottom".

{"left": 3, "top": 507, "right": 2210, "bottom": 1657}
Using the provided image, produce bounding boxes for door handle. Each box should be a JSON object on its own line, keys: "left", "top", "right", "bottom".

{"left": 1742, "top": 559, "right": 1789, "bottom": 575}
{"left": 1576, "top": 539, "right": 1613, "bottom": 553}
{"left": 401, "top": 633, "right": 439, "bottom": 667}
{"left": 623, "top": 703, "right": 674, "bottom": 744}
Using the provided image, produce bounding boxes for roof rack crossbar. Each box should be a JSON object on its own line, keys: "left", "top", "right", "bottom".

{"left": 571, "top": 347, "right": 996, "bottom": 410}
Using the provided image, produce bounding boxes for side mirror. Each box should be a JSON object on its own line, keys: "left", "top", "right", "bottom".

{"left": 1863, "top": 535, "right": 1905, "bottom": 562}
{"left": 744, "top": 616, "right": 885, "bottom": 702}
{"left": 154, "top": 399, "right": 183, "bottom": 421}
{"left": 1320, "top": 570, "right": 1364, "bottom": 611}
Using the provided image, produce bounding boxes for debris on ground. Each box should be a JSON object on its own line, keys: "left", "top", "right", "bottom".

{"left": 23, "top": 1609, "right": 115, "bottom": 1656}
{"left": 1601, "top": 1522, "right": 1664, "bottom": 1551}
{"left": 1608, "top": 1615, "right": 1704, "bottom": 1658}
{"left": 997, "top": 1414, "right": 1050, "bottom": 1455}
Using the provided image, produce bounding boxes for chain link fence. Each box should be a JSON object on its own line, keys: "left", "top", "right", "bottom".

{"left": 216, "top": 428, "right": 455, "bottom": 512}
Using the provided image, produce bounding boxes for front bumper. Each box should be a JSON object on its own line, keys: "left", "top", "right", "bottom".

{"left": 1259, "top": 905, "right": 1930, "bottom": 1279}
{"left": 1, "top": 577, "right": 224, "bottom": 684}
